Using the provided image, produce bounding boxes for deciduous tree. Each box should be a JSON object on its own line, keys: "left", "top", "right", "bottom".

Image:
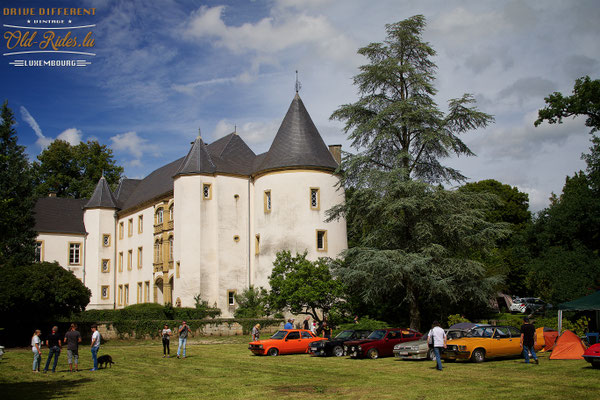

{"left": 268, "top": 251, "right": 343, "bottom": 325}
{"left": 32, "top": 139, "right": 123, "bottom": 198}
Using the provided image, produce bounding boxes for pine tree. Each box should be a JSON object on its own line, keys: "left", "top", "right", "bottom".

{"left": 0, "top": 101, "right": 37, "bottom": 266}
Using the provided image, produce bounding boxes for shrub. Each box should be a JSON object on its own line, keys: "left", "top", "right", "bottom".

{"left": 447, "top": 314, "right": 470, "bottom": 328}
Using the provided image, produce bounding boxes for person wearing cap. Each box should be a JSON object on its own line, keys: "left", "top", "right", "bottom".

{"left": 520, "top": 317, "right": 539, "bottom": 364}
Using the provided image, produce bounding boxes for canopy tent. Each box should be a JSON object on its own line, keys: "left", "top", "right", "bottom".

{"left": 557, "top": 291, "right": 600, "bottom": 332}
{"left": 549, "top": 330, "right": 587, "bottom": 360}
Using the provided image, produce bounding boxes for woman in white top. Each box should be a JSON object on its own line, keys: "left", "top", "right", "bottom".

{"left": 31, "top": 329, "right": 42, "bottom": 372}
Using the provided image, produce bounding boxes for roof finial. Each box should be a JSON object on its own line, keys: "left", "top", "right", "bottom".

{"left": 197, "top": 127, "right": 202, "bottom": 139}
{"left": 234, "top": 124, "right": 237, "bottom": 134}
{"left": 295, "top": 70, "right": 301, "bottom": 94}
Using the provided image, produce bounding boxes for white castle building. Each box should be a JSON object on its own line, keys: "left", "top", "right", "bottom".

{"left": 33, "top": 94, "right": 347, "bottom": 315}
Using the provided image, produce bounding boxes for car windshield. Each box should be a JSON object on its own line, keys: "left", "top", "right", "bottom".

{"left": 335, "top": 330, "right": 354, "bottom": 340}
{"left": 367, "top": 330, "right": 386, "bottom": 340}
{"left": 270, "top": 330, "right": 287, "bottom": 340}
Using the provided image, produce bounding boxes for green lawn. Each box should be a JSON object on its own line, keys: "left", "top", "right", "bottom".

{"left": 1, "top": 336, "right": 598, "bottom": 399}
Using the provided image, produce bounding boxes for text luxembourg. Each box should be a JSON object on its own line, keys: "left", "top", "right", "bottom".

{"left": 3, "top": 8, "right": 96, "bottom": 16}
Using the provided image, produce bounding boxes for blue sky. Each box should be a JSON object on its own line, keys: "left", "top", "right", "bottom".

{"left": 2, "top": 0, "right": 599, "bottom": 211}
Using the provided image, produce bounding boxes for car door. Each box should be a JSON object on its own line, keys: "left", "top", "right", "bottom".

{"left": 506, "top": 326, "right": 524, "bottom": 356}
{"left": 381, "top": 331, "right": 401, "bottom": 356}
{"left": 492, "top": 327, "right": 515, "bottom": 357}
{"left": 284, "top": 331, "right": 303, "bottom": 353}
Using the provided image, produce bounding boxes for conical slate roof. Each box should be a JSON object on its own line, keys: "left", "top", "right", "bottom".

{"left": 174, "top": 134, "right": 216, "bottom": 176}
{"left": 84, "top": 176, "right": 118, "bottom": 209}
{"left": 256, "top": 93, "right": 338, "bottom": 173}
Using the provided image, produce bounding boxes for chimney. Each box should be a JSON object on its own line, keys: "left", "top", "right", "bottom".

{"left": 328, "top": 145, "right": 342, "bottom": 165}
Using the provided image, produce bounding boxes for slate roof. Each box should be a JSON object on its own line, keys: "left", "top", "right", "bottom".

{"left": 114, "top": 178, "right": 142, "bottom": 209}
{"left": 206, "top": 133, "right": 256, "bottom": 175}
{"left": 84, "top": 176, "right": 118, "bottom": 209}
{"left": 118, "top": 157, "right": 184, "bottom": 212}
{"left": 255, "top": 93, "right": 338, "bottom": 173}
{"left": 34, "top": 197, "right": 87, "bottom": 234}
{"left": 174, "top": 135, "right": 216, "bottom": 176}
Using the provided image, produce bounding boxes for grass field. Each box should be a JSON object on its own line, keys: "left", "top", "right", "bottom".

{"left": 1, "top": 336, "right": 598, "bottom": 400}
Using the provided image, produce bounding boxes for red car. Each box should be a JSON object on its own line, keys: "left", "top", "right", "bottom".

{"left": 344, "top": 328, "right": 422, "bottom": 359}
{"left": 583, "top": 343, "right": 600, "bottom": 369}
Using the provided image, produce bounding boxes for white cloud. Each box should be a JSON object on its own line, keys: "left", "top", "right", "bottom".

{"left": 210, "top": 119, "right": 280, "bottom": 151}
{"left": 20, "top": 106, "right": 52, "bottom": 149}
{"left": 110, "top": 131, "right": 158, "bottom": 161}
{"left": 20, "top": 106, "right": 82, "bottom": 149}
{"left": 56, "top": 128, "right": 83, "bottom": 145}
{"left": 183, "top": 5, "right": 357, "bottom": 63}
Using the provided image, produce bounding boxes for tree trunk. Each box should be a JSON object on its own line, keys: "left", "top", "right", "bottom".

{"left": 407, "top": 287, "right": 421, "bottom": 331}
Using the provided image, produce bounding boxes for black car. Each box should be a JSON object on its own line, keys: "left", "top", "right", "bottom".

{"left": 309, "top": 330, "right": 371, "bottom": 357}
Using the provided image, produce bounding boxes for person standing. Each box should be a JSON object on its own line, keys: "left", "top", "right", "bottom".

{"left": 43, "top": 326, "right": 62, "bottom": 373}
{"left": 284, "top": 319, "right": 294, "bottom": 329}
{"left": 303, "top": 316, "right": 310, "bottom": 330}
{"left": 251, "top": 323, "right": 261, "bottom": 341}
{"left": 428, "top": 321, "right": 447, "bottom": 371}
{"left": 322, "top": 322, "right": 332, "bottom": 339}
{"left": 177, "top": 321, "right": 189, "bottom": 359}
{"left": 31, "top": 329, "right": 42, "bottom": 373}
{"left": 64, "top": 323, "right": 82, "bottom": 372}
{"left": 520, "top": 317, "right": 539, "bottom": 364}
{"left": 310, "top": 321, "right": 317, "bottom": 335}
{"left": 90, "top": 324, "right": 101, "bottom": 371}
{"left": 161, "top": 324, "right": 172, "bottom": 358}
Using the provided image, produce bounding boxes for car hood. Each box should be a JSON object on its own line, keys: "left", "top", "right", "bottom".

{"left": 344, "top": 339, "right": 375, "bottom": 346}
{"left": 395, "top": 339, "right": 427, "bottom": 349}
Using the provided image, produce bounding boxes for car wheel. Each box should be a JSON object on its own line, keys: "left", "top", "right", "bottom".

{"left": 333, "top": 345, "right": 344, "bottom": 357}
{"left": 267, "top": 348, "right": 279, "bottom": 357}
{"left": 427, "top": 348, "right": 435, "bottom": 361}
{"left": 367, "top": 348, "right": 379, "bottom": 359}
{"left": 471, "top": 349, "right": 485, "bottom": 363}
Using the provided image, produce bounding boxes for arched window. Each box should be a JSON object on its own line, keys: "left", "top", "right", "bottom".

{"left": 154, "top": 240, "right": 162, "bottom": 263}
{"left": 155, "top": 208, "right": 163, "bottom": 224}
{"left": 169, "top": 205, "right": 174, "bottom": 221}
{"left": 169, "top": 236, "right": 174, "bottom": 261}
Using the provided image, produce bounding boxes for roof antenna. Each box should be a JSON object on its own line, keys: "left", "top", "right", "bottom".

{"left": 295, "top": 70, "right": 301, "bottom": 94}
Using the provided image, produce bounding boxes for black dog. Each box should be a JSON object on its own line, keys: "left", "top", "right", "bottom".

{"left": 97, "top": 355, "right": 115, "bottom": 369}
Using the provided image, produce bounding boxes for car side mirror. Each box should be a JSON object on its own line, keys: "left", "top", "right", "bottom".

{"left": 384, "top": 337, "right": 389, "bottom": 341}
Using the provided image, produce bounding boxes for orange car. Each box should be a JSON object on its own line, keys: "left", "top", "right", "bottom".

{"left": 248, "top": 329, "right": 327, "bottom": 356}
{"left": 443, "top": 325, "right": 545, "bottom": 362}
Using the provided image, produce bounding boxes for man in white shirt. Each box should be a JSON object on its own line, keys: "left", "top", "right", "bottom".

{"left": 428, "top": 321, "right": 447, "bottom": 371}
{"left": 90, "top": 324, "right": 101, "bottom": 371}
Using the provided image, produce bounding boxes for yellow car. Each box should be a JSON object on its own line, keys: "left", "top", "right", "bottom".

{"left": 443, "top": 325, "right": 544, "bottom": 363}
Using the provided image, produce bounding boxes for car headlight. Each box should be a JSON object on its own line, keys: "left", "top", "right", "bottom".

{"left": 458, "top": 345, "right": 467, "bottom": 351}
{"left": 258, "top": 344, "right": 263, "bottom": 349}
{"left": 357, "top": 345, "right": 362, "bottom": 351}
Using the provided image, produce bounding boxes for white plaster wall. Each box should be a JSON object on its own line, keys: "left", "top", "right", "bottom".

{"left": 36, "top": 232, "right": 86, "bottom": 281}
{"left": 215, "top": 175, "right": 250, "bottom": 316}
{"left": 252, "top": 170, "right": 347, "bottom": 289}
{"left": 174, "top": 175, "right": 203, "bottom": 308}
{"left": 115, "top": 207, "right": 155, "bottom": 307}
{"left": 83, "top": 208, "right": 117, "bottom": 309}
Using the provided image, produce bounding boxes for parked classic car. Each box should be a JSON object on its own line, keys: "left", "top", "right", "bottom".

{"left": 442, "top": 325, "right": 544, "bottom": 362}
{"left": 248, "top": 329, "right": 327, "bottom": 356}
{"left": 393, "top": 329, "right": 467, "bottom": 360}
{"left": 344, "top": 328, "right": 422, "bottom": 359}
{"left": 509, "top": 297, "right": 552, "bottom": 314}
{"left": 310, "top": 329, "right": 371, "bottom": 357}
{"left": 583, "top": 343, "right": 600, "bottom": 369}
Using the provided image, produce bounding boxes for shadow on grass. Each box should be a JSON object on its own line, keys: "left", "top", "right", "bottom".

{"left": 1, "top": 377, "right": 93, "bottom": 400}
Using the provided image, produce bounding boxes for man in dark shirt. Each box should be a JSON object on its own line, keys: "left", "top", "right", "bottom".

{"left": 43, "top": 326, "right": 62, "bottom": 373}
{"left": 520, "top": 317, "right": 539, "bottom": 364}
{"left": 64, "top": 323, "right": 82, "bottom": 372}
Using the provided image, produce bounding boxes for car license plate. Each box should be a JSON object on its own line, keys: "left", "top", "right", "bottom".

{"left": 310, "top": 347, "right": 317, "bottom": 352}
{"left": 398, "top": 351, "right": 409, "bottom": 356}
